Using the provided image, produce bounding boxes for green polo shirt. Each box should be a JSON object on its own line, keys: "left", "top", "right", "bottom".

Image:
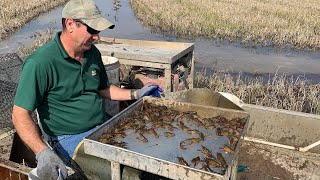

{"left": 14, "top": 32, "right": 109, "bottom": 136}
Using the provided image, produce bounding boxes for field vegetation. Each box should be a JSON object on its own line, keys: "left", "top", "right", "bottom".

{"left": 130, "top": 0, "right": 320, "bottom": 51}
{"left": 3, "top": 0, "right": 318, "bottom": 115}
{"left": 18, "top": 30, "right": 320, "bottom": 115}
{"left": 0, "top": 0, "right": 67, "bottom": 40}
{"left": 195, "top": 70, "right": 320, "bottom": 115}
{"left": 18, "top": 29, "right": 53, "bottom": 57}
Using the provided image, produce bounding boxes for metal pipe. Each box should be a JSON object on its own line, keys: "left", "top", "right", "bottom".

{"left": 243, "top": 136, "right": 297, "bottom": 150}
{"left": 111, "top": 161, "right": 121, "bottom": 180}
{"left": 299, "top": 140, "right": 320, "bottom": 152}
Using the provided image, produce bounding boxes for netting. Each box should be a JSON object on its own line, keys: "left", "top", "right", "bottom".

{"left": 0, "top": 80, "right": 18, "bottom": 130}
{"left": 0, "top": 53, "right": 22, "bottom": 83}
{"left": 0, "top": 53, "right": 23, "bottom": 130}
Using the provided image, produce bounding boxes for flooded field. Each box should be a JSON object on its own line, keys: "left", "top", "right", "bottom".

{"left": 0, "top": 0, "right": 319, "bottom": 82}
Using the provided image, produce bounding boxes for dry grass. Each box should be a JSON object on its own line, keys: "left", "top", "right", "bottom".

{"left": 0, "top": 0, "right": 67, "bottom": 40}
{"left": 130, "top": 0, "right": 320, "bottom": 50}
{"left": 195, "top": 69, "right": 320, "bottom": 115}
{"left": 18, "top": 29, "right": 53, "bottom": 57}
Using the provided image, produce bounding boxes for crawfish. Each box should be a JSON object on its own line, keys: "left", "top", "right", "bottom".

{"left": 186, "top": 129, "right": 200, "bottom": 135}
{"left": 216, "top": 127, "right": 222, "bottom": 136}
{"left": 100, "top": 133, "right": 113, "bottom": 140}
{"left": 113, "top": 141, "right": 128, "bottom": 149}
{"left": 191, "top": 156, "right": 201, "bottom": 167}
{"left": 173, "top": 114, "right": 184, "bottom": 122}
{"left": 200, "top": 164, "right": 213, "bottom": 172}
{"left": 222, "top": 144, "right": 233, "bottom": 154}
{"left": 178, "top": 121, "right": 190, "bottom": 131}
{"left": 192, "top": 116, "right": 206, "bottom": 127}
{"left": 186, "top": 111, "right": 197, "bottom": 115}
{"left": 162, "top": 123, "right": 175, "bottom": 131}
{"left": 114, "top": 128, "right": 125, "bottom": 134}
{"left": 100, "top": 138, "right": 114, "bottom": 144}
{"left": 199, "top": 133, "right": 205, "bottom": 141}
{"left": 162, "top": 114, "right": 175, "bottom": 124}
{"left": 136, "top": 133, "right": 148, "bottom": 143}
{"left": 205, "top": 157, "right": 221, "bottom": 168}
{"left": 179, "top": 141, "right": 187, "bottom": 150}
{"left": 164, "top": 132, "right": 175, "bottom": 138}
{"left": 198, "top": 145, "right": 213, "bottom": 158}
{"left": 145, "top": 128, "right": 159, "bottom": 139}
{"left": 153, "top": 121, "right": 164, "bottom": 129}
{"left": 177, "top": 157, "right": 189, "bottom": 167}
{"left": 217, "top": 128, "right": 229, "bottom": 136}
{"left": 233, "top": 129, "right": 241, "bottom": 136}
{"left": 217, "top": 153, "right": 227, "bottom": 168}
{"left": 143, "top": 114, "right": 151, "bottom": 121}
{"left": 221, "top": 129, "right": 230, "bottom": 136}
{"left": 184, "top": 137, "right": 202, "bottom": 145}
{"left": 229, "top": 136, "right": 239, "bottom": 147}
{"left": 121, "top": 121, "right": 136, "bottom": 130}
{"left": 114, "top": 132, "right": 126, "bottom": 139}
{"left": 206, "top": 124, "right": 216, "bottom": 130}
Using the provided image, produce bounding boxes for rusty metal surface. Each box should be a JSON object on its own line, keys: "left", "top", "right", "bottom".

{"left": 0, "top": 129, "right": 32, "bottom": 180}
{"left": 84, "top": 97, "right": 249, "bottom": 179}
{"left": 0, "top": 157, "right": 31, "bottom": 180}
{"left": 0, "top": 165, "right": 28, "bottom": 180}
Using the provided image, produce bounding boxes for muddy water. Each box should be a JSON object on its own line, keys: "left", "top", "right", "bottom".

{"left": 0, "top": 0, "right": 319, "bottom": 82}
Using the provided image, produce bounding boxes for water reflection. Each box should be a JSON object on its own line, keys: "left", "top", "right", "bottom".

{"left": 0, "top": 0, "right": 319, "bottom": 82}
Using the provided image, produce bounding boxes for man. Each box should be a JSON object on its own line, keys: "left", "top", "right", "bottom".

{"left": 12, "top": 0, "right": 162, "bottom": 179}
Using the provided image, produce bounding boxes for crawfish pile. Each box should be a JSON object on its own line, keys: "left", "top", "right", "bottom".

{"left": 99, "top": 102, "right": 247, "bottom": 174}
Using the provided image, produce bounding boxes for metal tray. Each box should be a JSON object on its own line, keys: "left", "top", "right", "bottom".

{"left": 84, "top": 97, "right": 249, "bottom": 180}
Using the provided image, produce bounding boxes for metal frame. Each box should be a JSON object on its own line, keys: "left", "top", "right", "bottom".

{"left": 84, "top": 97, "right": 249, "bottom": 180}
{"left": 96, "top": 38, "right": 195, "bottom": 92}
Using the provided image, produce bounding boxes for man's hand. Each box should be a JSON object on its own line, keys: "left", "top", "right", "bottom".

{"left": 136, "top": 84, "right": 163, "bottom": 99}
{"left": 36, "top": 147, "right": 67, "bottom": 180}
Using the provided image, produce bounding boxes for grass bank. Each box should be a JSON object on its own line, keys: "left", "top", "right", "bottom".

{"left": 0, "top": 0, "right": 67, "bottom": 40}
{"left": 130, "top": 0, "right": 320, "bottom": 51}
{"left": 195, "top": 70, "right": 320, "bottom": 114}
{"left": 18, "top": 29, "right": 53, "bottom": 57}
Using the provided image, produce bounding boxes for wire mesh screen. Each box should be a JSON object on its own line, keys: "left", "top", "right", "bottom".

{"left": 0, "top": 80, "right": 18, "bottom": 130}
{"left": 0, "top": 53, "right": 38, "bottom": 133}
{"left": 0, "top": 53, "right": 23, "bottom": 84}
{"left": 0, "top": 53, "right": 23, "bottom": 131}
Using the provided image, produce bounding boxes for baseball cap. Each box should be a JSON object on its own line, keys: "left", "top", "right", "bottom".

{"left": 62, "top": 0, "right": 115, "bottom": 31}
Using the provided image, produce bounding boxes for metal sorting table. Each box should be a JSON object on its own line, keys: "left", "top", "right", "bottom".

{"left": 95, "top": 37, "right": 195, "bottom": 92}
{"left": 84, "top": 97, "right": 249, "bottom": 180}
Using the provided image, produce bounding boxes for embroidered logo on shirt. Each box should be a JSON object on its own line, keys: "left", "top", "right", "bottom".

{"left": 91, "top": 70, "right": 97, "bottom": 76}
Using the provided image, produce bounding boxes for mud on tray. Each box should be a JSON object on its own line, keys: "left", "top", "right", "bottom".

{"left": 97, "top": 101, "right": 247, "bottom": 175}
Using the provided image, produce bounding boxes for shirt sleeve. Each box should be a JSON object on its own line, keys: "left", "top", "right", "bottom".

{"left": 14, "top": 59, "right": 48, "bottom": 111}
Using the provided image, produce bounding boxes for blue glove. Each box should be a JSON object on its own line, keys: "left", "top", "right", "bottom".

{"left": 136, "top": 84, "right": 163, "bottom": 99}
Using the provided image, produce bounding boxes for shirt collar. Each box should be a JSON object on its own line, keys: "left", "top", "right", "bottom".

{"left": 54, "top": 31, "right": 70, "bottom": 59}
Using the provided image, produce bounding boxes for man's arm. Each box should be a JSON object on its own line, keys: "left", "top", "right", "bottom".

{"left": 12, "top": 105, "right": 47, "bottom": 154}
{"left": 99, "top": 84, "right": 136, "bottom": 100}
{"left": 99, "top": 84, "right": 163, "bottom": 100}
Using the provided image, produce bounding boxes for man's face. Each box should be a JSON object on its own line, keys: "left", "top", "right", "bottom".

{"left": 71, "top": 19, "right": 100, "bottom": 52}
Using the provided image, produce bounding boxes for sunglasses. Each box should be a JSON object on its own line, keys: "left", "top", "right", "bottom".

{"left": 74, "top": 19, "right": 100, "bottom": 35}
